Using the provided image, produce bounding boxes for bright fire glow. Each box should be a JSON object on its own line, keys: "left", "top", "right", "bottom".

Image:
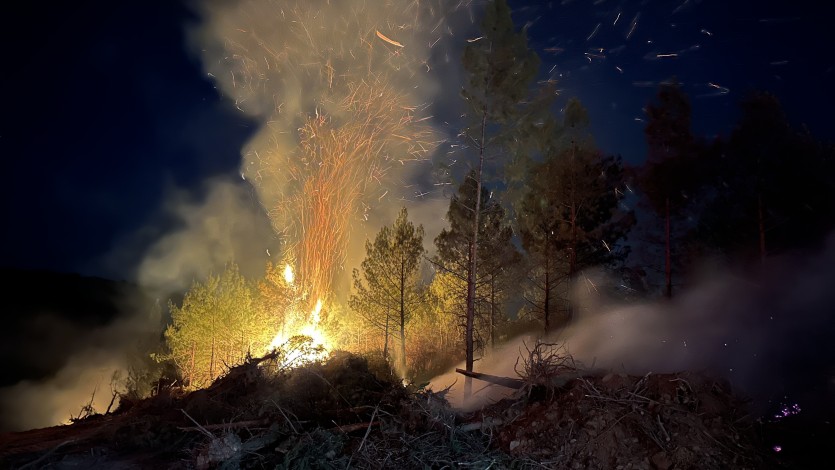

{"left": 267, "top": 298, "right": 330, "bottom": 366}
{"left": 283, "top": 264, "right": 295, "bottom": 285}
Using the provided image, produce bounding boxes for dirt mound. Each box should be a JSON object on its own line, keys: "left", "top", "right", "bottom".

{"left": 479, "top": 371, "right": 759, "bottom": 469}
{"left": 0, "top": 348, "right": 792, "bottom": 469}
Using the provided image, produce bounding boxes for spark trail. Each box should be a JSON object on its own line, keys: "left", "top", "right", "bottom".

{"left": 194, "top": 0, "right": 451, "bottom": 307}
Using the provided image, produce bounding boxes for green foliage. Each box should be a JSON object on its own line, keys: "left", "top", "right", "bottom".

{"left": 162, "top": 263, "right": 270, "bottom": 389}
{"left": 434, "top": 172, "right": 521, "bottom": 352}
{"left": 350, "top": 207, "right": 425, "bottom": 373}
{"left": 462, "top": 0, "right": 540, "bottom": 124}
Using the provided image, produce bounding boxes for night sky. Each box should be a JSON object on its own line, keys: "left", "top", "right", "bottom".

{"left": 1, "top": 0, "right": 833, "bottom": 281}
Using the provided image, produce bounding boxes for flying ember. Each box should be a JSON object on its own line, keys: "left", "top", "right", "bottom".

{"left": 283, "top": 263, "right": 294, "bottom": 285}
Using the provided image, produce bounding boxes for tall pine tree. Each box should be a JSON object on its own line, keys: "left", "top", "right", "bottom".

{"left": 451, "top": 0, "right": 541, "bottom": 397}
{"left": 518, "top": 99, "right": 633, "bottom": 329}
{"left": 636, "top": 81, "right": 700, "bottom": 298}
{"left": 350, "top": 207, "right": 425, "bottom": 375}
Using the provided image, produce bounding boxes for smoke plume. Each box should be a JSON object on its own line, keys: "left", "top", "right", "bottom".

{"left": 135, "top": 177, "right": 277, "bottom": 295}
{"left": 188, "top": 0, "right": 470, "bottom": 302}
{"left": 0, "top": 291, "right": 160, "bottom": 432}
{"left": 431, "top": 236, "right": 835, "bottom": 417}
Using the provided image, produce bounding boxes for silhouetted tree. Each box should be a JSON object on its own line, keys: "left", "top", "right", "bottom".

{"left": 636, "top": 81, "right": 702, "bottom": 298}
{"left": 434, "top": 172, "right": 519, "bottom": 374}
{"left": 519, "top": 99, "right": 633, "bottom": 329}
{"left": 451, "top": 0, "right": 541, "bottom": 396}
{"left": 697, "top": 92, "right": 835, "bottom": 266}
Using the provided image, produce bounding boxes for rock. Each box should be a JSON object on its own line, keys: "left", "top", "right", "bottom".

{"left": 651, "top": 451, "right": 672, "bottom": 470}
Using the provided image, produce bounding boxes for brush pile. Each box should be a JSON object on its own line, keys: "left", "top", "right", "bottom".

{"left": 0, "top": 342, "right": 777, "bottom": 469}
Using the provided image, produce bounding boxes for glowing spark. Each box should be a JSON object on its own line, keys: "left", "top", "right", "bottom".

{"left": 283, "top": 264, "right": 295, "bottom": 284}
{"left": 376, "top": 30, "right": 404, "bottom": 47}
{"left": 586, "top": 23, "right": 601, "bottom": 41}
{"left": 656, "top": 53, "right": 678, "bottom": 59}
{"left": 466, "top": 36, "right": 483, "bottom": 43}
{"left": 673, "top": 0, "right": 690, "bottom": 14}
{"left": 773, "top": 403, "right": 801, "bottom": 420}
{"left": 627, "top": 13, "right": 640, "bottom": 40}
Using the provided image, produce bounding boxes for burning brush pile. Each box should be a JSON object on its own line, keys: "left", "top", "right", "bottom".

{"left": 1, "top": 342, "right": 776, "bottom": 469}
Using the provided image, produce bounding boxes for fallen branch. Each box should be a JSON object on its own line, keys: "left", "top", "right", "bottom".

{"left": 328, "top": 421, "right": 380, "bottom": 434}
{"left": 455, "top": 369, "right": 526, "bottom": 389}
{"left": 178, "top": 419, "right": 270, "bottom": 433}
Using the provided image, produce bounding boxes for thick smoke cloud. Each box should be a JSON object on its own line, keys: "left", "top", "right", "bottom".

{"left": 0, "top": 293, "right": 160, "bottom": 432}
{"left": 188, "top": 0, "right": 473, "bottom": 299}
{"left": 431, "top": 235, "right": 835, "bottom": 416}
{"left": 135, "top": 177, "right": 277, "bottom": 294}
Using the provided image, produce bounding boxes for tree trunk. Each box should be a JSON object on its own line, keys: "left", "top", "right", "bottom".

{"left": 758, "top": 193, "right": 767, "bottom": 265}
{"left": 544, "top": 254, "right": 551, "bottom": 332}
{"left": 209, "top": 337, "right": 215, "bottom": 383}
{"left": 489, "top": 274, "right": 496, "bottom": 349}
{"left": 568, "top": 178, "right": 577, "bottom": 320}
{"left": 189, "top": 341, "right": 196, "bottom": 388}
{"left": 665, "top": 196, "right": 672, "bottom": 298}
{"left": 464, "top": 110, "right": 488, "bottom": 399}
{"left": 383, "top": 312, "right": 389, "bottom": 360}
{"left": 399, "top": 258, "right": 407, "bottom": 375}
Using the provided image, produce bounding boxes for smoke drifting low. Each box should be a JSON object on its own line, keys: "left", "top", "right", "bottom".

{"left": 0, "top": 290, "right": 160, "bottom": 432}
{"left": 0, "top": 176, "right": 277, "bottom": 432}
{"left": 432, "top": 235, "right": 835, "bottom": 416}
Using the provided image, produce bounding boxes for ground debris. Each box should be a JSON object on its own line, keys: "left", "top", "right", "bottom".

{"left": 0, "top": 349, "right": 783, "bottom": 469}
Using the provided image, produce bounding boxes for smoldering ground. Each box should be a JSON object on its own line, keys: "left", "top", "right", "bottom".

{"left": 430, "top": 234, "right": 835, "bottom": 419}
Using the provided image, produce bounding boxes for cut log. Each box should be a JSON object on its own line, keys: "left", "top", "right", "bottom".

{"left": 455, "top": 369, "right": 526, "bottom": 389}
{"left": 178, "top": 419, "right": 270, "bottom": 432}
{"left": 455, "top": 368, "right": 606, "bottom": 390}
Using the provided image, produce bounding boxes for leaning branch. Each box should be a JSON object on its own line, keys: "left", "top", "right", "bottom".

{"left": 455, "top": 368, "right": 526, "bottom": 389}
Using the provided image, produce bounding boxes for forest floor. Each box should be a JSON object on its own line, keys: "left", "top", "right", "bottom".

{"left": 0, "top": 347, "right": 822, "bottom": 469}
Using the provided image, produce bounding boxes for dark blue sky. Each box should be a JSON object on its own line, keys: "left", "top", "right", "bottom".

{"left": 0, "top": 1, "right": 256, "bottom": 278}
{"left": 1, "top": 0, "right": 832, "bottom": 280}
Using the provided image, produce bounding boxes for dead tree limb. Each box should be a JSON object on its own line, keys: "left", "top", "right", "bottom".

{"left": 455, "top": 369, "right": 525, "bottom": 389}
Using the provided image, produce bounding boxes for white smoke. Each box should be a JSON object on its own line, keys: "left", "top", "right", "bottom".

{"left": 431, "top": 235, "right": 835, "bottom": 416}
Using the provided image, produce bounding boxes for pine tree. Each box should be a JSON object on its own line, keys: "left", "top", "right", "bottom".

{"left": 637, "top": 81, "right": 700, "bottom": 298}
{"left": 434, "top": 172, "right": 520, "bottom": 381}
{"left": 518, "top": 99, "right": 633, "bottom": 329}
{"left": 163, "top": 263, "right": 266, "bottom": 389}
{"left": 697, "top": 92, "right": 835, "bottom": 266}
{"left": 350, "top": 207, "right": 425, "bottom": 375}
{"left": 451, "top": 0, "right": 541, "bottom": 397}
